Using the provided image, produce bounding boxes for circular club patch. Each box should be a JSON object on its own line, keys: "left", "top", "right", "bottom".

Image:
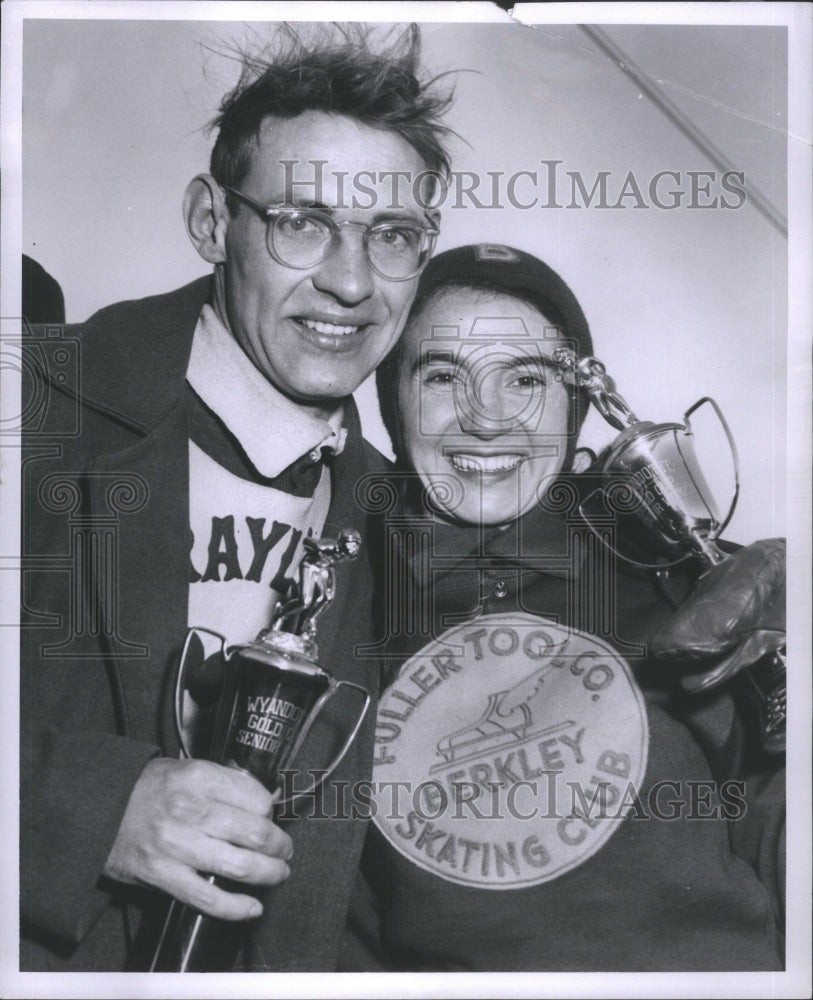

{"left": 372, "top": 613, "right": 648, "bottom": 889}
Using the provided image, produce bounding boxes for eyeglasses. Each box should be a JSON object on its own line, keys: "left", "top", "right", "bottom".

{"left": 222, "top": 186, "right": 439, "bottom": 281}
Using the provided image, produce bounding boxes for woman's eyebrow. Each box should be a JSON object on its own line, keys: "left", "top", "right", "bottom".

{"left": 411, "top": 349, "right": 461, "bottom": 374}
{"left": 500, "top": 354, "right": 560, "bottom": 371}
{"left": 411, "top": 349, "right": 563, "bottom": 376}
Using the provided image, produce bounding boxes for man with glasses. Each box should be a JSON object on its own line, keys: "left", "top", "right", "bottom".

{"left": 22, "top": 26, "right": 451, "bottom": 972}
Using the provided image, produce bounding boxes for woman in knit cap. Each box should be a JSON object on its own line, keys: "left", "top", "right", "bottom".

{"left": 340, "top": 244, "right": 785, "bottom": 972}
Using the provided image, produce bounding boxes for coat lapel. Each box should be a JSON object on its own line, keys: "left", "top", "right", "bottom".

{"left": 89, "top": 399, "right": 190, "bottom": 753}
{"left": 74, "top": 277, "right": 213, "bottom": 751}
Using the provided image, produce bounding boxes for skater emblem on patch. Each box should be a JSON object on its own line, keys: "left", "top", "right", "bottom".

{"left": 372, "top": 613, "right": 649, "bottom": 888}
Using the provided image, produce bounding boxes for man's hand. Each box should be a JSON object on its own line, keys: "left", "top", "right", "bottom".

{"left": 104, "top": 757, "right": 293, "bottom": 920}
{"left": 651, "top": 538, "right": 785, "bottom": 693}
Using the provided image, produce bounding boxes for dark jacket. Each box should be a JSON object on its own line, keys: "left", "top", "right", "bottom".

{"left": 21, "top": 277, "right": 386, "bottom": 971}
{"left": 341, "top": 497, "right": 785, "bottom": 971}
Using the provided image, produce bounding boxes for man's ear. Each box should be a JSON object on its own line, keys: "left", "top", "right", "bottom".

{"left": 183, "top": 174, "right": 229, "bottom": 265}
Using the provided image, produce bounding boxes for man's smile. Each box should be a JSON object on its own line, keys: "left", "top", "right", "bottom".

{"left": 290, "top": 313, "right": 374, "bottom": 352}
{"left": 299, "top": 317, "right": 361, "bottom": 336}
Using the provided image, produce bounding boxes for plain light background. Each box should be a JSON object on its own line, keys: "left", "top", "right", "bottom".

{"left": 21, "top": 16, "right": 788, "bottom": 544}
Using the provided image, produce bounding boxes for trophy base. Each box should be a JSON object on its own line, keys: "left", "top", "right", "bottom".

{"left": 742, "top": 649, "right": 786, "bottom": 755}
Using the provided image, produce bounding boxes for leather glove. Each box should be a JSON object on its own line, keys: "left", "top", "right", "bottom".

{"left": 651, "top": 538, "right": 785, "bottom": 693}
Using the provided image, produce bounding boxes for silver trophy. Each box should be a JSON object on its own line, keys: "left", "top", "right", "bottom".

{"left": 150, "top": 529, "right": 369, "bottom": 972}
{"left": 554, "top": 348, "right": 785, "bottom": 754}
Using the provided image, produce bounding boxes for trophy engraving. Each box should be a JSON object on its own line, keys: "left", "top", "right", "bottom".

{"left": 554, "top": 347, "right": 786, "bottom": 755}
{"left": 150, "top": 529, "right": 368, "bottom": 972}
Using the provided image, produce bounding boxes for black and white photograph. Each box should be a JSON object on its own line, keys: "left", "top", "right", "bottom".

{"left": 1, "top": 2, "right": 810, "bottom": 997}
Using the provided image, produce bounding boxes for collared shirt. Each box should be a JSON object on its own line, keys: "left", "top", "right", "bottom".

{"left": 185, "top": 305, "right": 346, "bottom": 644}
{"left": 186, "top": 303, "right": 346, "bottom": 478}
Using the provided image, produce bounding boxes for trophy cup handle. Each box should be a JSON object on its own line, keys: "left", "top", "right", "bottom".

{"left": 577, "top": 486, "right": 690, "bottom": 571}
{"left": 681, "top": 396, "right": 740, "bottom": 538}
{"left": 276, "top": 679, "right": 372, "bottom": 806}
{"left": 174, "top": 627, "right": 227, "bottom": 760}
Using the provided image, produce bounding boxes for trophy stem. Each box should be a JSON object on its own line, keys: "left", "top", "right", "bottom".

{"left": 149, "top": 882, "right": 249, "bottom": 972}
{"left": 689, "top": 534, "right": 729, "bottom": 570}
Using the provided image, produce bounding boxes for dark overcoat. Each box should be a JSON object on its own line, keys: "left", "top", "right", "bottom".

{"left": 21, "top": 277, "right": 385, "bottom": 971}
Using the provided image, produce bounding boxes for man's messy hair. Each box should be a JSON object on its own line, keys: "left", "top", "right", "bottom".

{"left": 209, "top": 24, "right": 456, "bottom": 206}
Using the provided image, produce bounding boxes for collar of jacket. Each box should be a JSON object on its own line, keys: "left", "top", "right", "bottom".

{"left": 58, "top": 275, "right": 367, "bottom": 452}
{"left": 402, "top": 500, "right": 584, "bottom": 593}
{"left": 58, "top": 276, "right": 214, "bottom": 436}
{"left": 59, "top": 275, "right": 373, "bottom": 752}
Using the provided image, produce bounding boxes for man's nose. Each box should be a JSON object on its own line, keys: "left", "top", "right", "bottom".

{"left": 310, "top": 228, "right": 376, "bottom": 305}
